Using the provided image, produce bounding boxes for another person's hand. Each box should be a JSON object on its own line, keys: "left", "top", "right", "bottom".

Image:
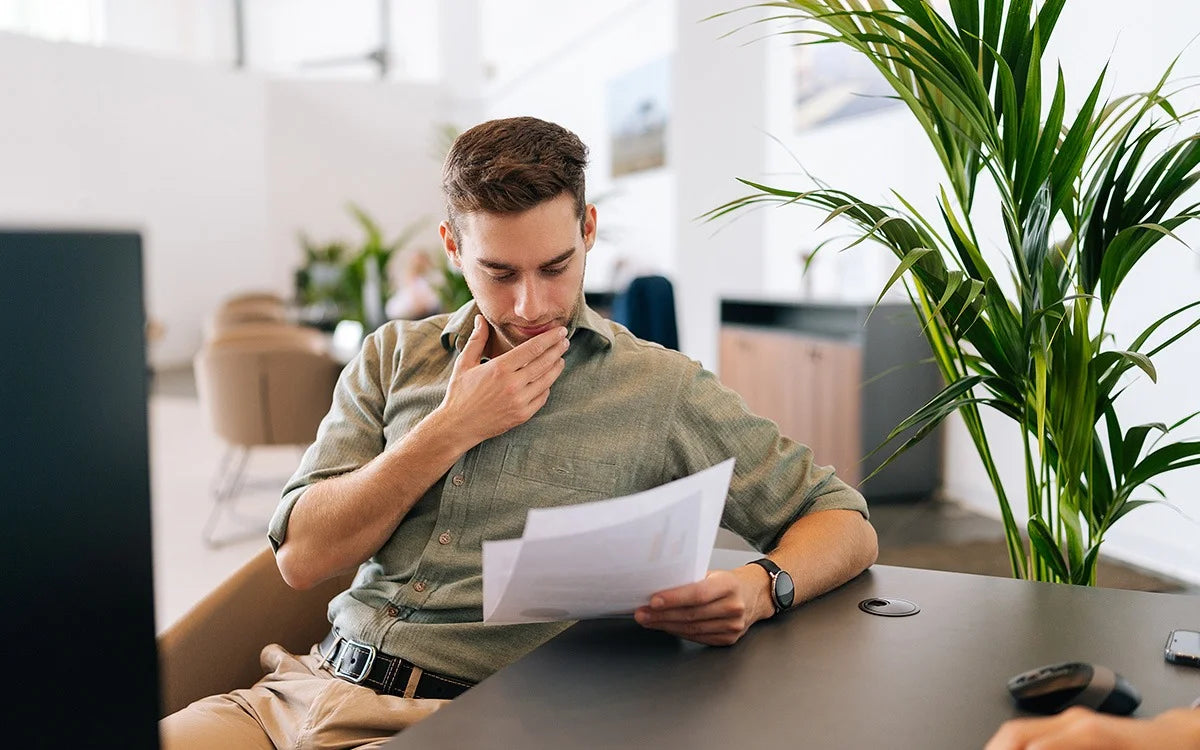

{"left": 633, "top": 567, "right": 772, "bottom": 646}
{"left": 438, "top": 315, "right": 568, "bottom": 443}
{"left": 985, "top": 705, "right": 1200, "bottom": 749}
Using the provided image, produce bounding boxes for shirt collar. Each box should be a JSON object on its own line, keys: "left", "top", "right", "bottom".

{"left": 440, "top": 296, "right": 614, "bottom": 353}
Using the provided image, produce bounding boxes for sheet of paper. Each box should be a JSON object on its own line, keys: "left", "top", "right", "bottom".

{"left": 482, "top": 458, "right": 734, "bottom": 625}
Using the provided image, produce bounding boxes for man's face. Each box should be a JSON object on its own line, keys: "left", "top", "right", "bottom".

{"left": 441, "top": 192, "right": 596, "bottom": 357}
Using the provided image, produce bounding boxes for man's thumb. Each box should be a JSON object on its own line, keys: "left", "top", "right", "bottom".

{"left": 457, "top": 314, "right": 488, "bottom": 368}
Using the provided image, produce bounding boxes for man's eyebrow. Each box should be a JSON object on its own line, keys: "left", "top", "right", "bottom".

{"left": 477, "top": 248, "right": 575, "bottom": 272}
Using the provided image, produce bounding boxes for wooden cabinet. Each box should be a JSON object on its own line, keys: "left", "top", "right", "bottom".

{"left": 719, "top": 328, "right": 862, "bottom": 484}
{"left": 718, "top": 300, "right": 942, "bottom": 501}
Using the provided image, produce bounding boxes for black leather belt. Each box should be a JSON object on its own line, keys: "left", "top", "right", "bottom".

{"left": 319, "top": 630, "right": 473, "bottom": 700}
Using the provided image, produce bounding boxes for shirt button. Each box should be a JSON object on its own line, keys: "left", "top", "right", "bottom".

{"left": 451, "top": 474, "right": 465, "bottom": 487}
{"left": 384, "top": 605, "right": 399, "bottom": 617}
{"left": 413, "top": 581, "right": 426, "bottom": 593}
{"left": 438, "top": 531, "right": 452, "bottom": 545}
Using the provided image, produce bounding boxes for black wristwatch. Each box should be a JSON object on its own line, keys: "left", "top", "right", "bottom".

{"left": 749, "top": 558, "right": 795, "bottom": 614}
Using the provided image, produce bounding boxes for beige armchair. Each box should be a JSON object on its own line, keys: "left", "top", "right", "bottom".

{"left": 205, "top": 321, "right": 331, "bottom": 349}
{"left": 204, "top": 299, "right": 291, "bottom": 340}
{"left": 157, "top": 546, "right": 354, "bottom": 717}
{"left": 221, "top": 290, "right": 287, "bottom": 309}
{"left": 194, "top": 324, "right": 341, "bottom": 547}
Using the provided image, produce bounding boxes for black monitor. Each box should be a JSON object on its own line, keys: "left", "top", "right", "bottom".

{"left": 0, "top": 230, "right": 161, "bottom": 747}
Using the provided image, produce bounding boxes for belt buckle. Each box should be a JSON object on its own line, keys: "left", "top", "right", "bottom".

{"left": 333, "top": 640, "right": 376, "bottom": 684}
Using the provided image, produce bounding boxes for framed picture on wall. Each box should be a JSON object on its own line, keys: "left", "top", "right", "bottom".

{"left": 791, "top": 2, "right": 950, "bottom": 133}
{"left": 607, "top": 57, "right": 669, "bottom": 177}
{"left": 792, "top": 40, "right": 902, "bottom": 132}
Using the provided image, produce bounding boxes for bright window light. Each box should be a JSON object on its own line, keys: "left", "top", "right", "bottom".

{"left": 0, "top": 0, "right": 104, "bottom": 45}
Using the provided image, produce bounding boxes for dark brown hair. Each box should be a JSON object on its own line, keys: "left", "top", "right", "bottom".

{"left": 441, "top": 116, "right": 589, "bottom": 239}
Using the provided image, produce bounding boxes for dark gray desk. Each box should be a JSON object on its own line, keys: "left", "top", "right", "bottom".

{"left": 385, "top": 562, "right": 1200, "bottom": 749}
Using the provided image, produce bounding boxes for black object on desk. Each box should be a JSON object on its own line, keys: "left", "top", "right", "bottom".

{"left": 0, "top": 230, "right": 161, "bottom": 747}
{"left": 383, "top": 564, "right": 1200, "bottom": 750}
{"left": 1007, "top": 662, "right": 1141, "bottom": 715}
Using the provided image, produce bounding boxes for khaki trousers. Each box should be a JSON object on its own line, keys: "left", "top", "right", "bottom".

{"left": 160, "top": 643, "right": 447, "bottom": 750}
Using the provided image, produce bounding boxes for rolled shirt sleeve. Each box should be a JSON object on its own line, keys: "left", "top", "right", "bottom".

{"left": 268, "top": 327, "right": 391, "bottom": 551}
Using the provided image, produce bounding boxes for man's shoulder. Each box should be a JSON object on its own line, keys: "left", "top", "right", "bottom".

{"left": 370, "top": 313, "right": 454, "bottom": 352}
{"left": 353, "top": 314, "right": 456, "bottom": 379}
{"left": 603, "top": 321, "right": 703, "bottom": 375}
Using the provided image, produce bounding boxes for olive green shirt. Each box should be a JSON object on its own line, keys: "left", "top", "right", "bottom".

{"left": 269, "top": 299, "right": 868, "bottom": 683}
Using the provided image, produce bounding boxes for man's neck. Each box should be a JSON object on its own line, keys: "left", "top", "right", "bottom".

{"left": 483, "top": 324, "right": 511, "bottom": 360}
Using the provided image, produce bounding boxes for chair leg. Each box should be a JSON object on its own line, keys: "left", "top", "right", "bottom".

{"left": 209, "top": 444, "right": 238, "bottom": 499}
{"left": 202, "top": 446, "right": 264, "bottom": 548}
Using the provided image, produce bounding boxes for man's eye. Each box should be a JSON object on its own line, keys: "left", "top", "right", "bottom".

{"left": 491, "top": 273, "right": 515, "bottom": 282}
{"left": 544, "top": 266, "right": 567, "bottom": 276}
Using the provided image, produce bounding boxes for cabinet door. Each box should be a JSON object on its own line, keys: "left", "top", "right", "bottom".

{"left": 800, "top": 338, "right": 863, "bottom": 487}
{"left": 718, "top": 327, "right": 808, "bottom": 440}
{"left": 719, "top": 328, "right": 863, "bottom": 486}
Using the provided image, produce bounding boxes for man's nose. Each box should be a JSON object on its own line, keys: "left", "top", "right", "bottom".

{"left": 513, "top": 278, "right": 548, "bottom": 322}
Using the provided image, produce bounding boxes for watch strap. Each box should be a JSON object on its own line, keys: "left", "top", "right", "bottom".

{"left": 749, "top": 557, "right": 782, "bottom": 577}
{"left": 749, "top": 558, "right": 785, "bottom": 613}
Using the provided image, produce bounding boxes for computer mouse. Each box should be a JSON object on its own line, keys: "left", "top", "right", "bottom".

{"left": 1006, "top": 661, "right": 1141, "bottom": 715}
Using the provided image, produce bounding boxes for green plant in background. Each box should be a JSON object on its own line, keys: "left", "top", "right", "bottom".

{"left": 433, "top": 252, "right": 475, "bottom": 312}
{"left": 707, "top": 0, "right": 1200, "bottom": 584}
{"left": 295, "top": 236, "right": 352, "bottom": 309}
{"left": 295, "top": 203, "right": 430, "bottom": 328}
{"left": 345, "top": 202, "right": 430, "bottom": 326}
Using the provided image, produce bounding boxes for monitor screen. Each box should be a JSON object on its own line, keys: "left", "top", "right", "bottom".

{"left": 0, "top": 230, "right": 161, "bottom": 747}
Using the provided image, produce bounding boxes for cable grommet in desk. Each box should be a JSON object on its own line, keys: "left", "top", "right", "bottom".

{"left": 858, "top": 597, "right": 920, "bottom": 617}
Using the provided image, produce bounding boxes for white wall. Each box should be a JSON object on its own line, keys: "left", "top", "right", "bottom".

{"left": 0, "top": 31, "right": 272, "bottom": 367}
{"left": 481, "top": 0, "right": 676, "bottom": 302}
{"left": 673, "top": 0, "right": 770, "bottom": 367}
{"left": 102, "top": 0, "right": 234, "bottom": 66}
{"left": 0, "top": 31, "right": 448, "bottom": 368}
{"left": 263, "top": 80, "right": 448, "bottom": 295}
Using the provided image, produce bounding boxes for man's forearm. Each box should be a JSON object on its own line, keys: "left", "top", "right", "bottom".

{"left": 754, "top": 509, "right": 878, "bottom": 621}
{"left": 275, "top": 408, "right": 474, "bottom": 590}
{"left": 633, "top": 508, "right": 877, "bottom": 645}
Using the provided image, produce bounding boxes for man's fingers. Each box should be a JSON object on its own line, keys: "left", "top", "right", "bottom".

{"left": 524, "top": 346, "right": 568, "bottom": 392}
{"left": 635, "top": 613, "right": 750, "bottom": 647}
{"left": 500, "top": 326, "right": 568, "bottom": 370}
{"left": 517, "top": 358, "right": 565, "bottom": 416}
{"left": 984, "top": 708, "right": 1101, "bottom": 750}
{"left": 647, "top": 572, "right": 733, "bottom": 610}
{"left": 636, "top": 598, "right": 739, "bottom": 625}
{"left": 521, "top": 335, "right": 570, "bottom": 380}
{"left": 985, "top": 716, "right": 1054, "bottom": 750}
{"left": 456, "top": 314, "right": 489, "bottom": 370}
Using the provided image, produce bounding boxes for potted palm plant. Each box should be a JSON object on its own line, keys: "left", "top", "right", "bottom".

{"left": 707, "top": 0, "right": 1200, "bottom": 584}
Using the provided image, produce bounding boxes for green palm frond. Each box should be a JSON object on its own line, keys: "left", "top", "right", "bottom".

{"left": 706, "top": 0, "right": 1200, "bottom": 584}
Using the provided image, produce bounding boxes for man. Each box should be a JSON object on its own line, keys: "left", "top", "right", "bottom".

{"left": 161, "top": 116, "right": 877, "bottom": 749}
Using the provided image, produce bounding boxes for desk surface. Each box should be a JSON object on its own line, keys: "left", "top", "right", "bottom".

{"left": 385, "top": 562, "right": 1200, "bottom": 750}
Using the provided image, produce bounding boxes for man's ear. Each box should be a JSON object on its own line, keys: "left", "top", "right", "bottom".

{"left": 582, "top": 204, "right": 598, "bottom": 252}
{"left": 439, "top": 221, "right": 462, "bottom": 270}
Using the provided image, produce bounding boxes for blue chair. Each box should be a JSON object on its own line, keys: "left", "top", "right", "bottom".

{"left": 611, "top": 274, "right": 679, "bottom": 350}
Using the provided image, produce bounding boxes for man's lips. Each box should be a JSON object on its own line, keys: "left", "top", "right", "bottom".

{"left": 513, "top": 323, "right": 556, "bottom": 337}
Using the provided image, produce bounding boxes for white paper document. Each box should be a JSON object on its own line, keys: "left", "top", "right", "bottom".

{"left": 481, "top": 458, "right": 734, "bottom": 625}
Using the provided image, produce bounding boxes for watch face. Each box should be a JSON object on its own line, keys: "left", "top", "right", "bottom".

{"left": 775, "top": 570, "right": 795, "bottom": 609}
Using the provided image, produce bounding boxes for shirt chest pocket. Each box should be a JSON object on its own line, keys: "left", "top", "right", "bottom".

{"left": 487, "top": 443, "right": 619, "bottom": 540}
